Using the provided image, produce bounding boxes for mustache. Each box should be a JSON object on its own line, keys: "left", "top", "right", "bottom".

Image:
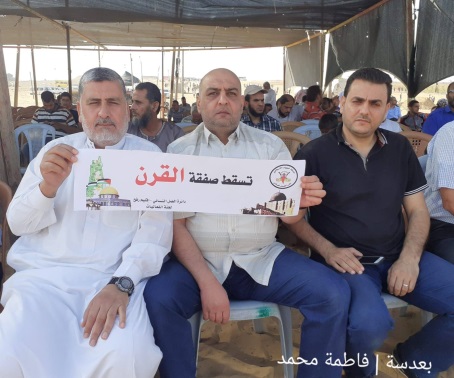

{"left": 95, "top": 118, "right": 116, "bottom": 127}
{"left": 355, "top": 116, "right": 371, "bottom": 122}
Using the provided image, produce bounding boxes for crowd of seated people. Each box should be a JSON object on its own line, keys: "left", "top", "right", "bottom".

{"left": 3, "top": 68, "right": 454, "bottom": 378}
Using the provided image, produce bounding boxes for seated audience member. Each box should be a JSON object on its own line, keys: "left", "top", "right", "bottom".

{"left": 331, "top": 95, "right": 342, "bottom": 120}
{"left": 264, "top": 103, "right": 273, "bottom": 114}
{"left": 302, "top": 85, "right": 326, "bottom": 120}
{"left": 181, "top": 110, "right": 203, "bottom": 125}
{"left": 423, "top": 83, "right": 454, "bottom": 135}
{"left": 144, "top": 68, "right": 350, "bottom": 378}
{"left": 32, "top": 90, "right": 80, "bottom": 135}
{"left": 180, "top": 96, "right": 191, "bottom": 116}
{"left": 425, "top": 120, "right": 454, "bottom": 264}
{"left": 386, "top": 96, "right": 401, "bottom": 121}
{"left": 291, "top": 67, "right": 454, "bottom": 378}
{"left": 320, "top": 97, "right": 334, "bottom": 113}
{"left": 267, "top": 94, "right": 303, "bottom": 122}
{"left": 379, "top": 118, "right": 402, "bottom": 133}
{"left": 241, "top": 85, "right": 282, "bottom": 132}
{"left": 431, "top": 99, "right": 448, "bottom": 113}
{"left": 167, "top": 100, "right": 185, "bottom": 123}
{"left": 295, "top": 86, "right": 306, "bottom": 105}
{"left": 191, "top": 93, "right": 199, "bottom": 114}
{"left": 400, "top": 100, "right": 425, "bottom": 131}
{"left": 318, "top": 113, "right": 338, "bottom": 134}
{"left": 0, "top": 67, "right": 172, "bottom": 377}
{"left": 332, "top": 95, "right": 340, "bottom": 112}
{"left": 128, "top": 82, "right": 184, "bottom": 152}
{"left": 59, "top": 91, "right": 80, "bottom": 125}
{"left": 435, "top": 98, "right": 448, "bottom": 109}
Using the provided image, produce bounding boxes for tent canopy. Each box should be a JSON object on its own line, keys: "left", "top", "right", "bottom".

{"left": 0, "top": 0, "right": 382, "bottom": 48}
{"left": 1, "top": 0, "right": 453, "bottom": 95}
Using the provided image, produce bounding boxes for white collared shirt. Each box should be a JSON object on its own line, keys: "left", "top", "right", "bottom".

{"left": 169, "top": 122, "right": 291, "bottom": 285}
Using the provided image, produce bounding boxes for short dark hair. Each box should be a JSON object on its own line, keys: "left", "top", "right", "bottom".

{"left": 172, "top": 100, "right": 179, "bottom": 105}
{"left": 344, "top": 68, "right": 392, "bottom": 103}
{"left": 408, "top": 99, "right": 419, "bottom": 107}
{"left": 41, "top": 91, "right": 55, "bottom": 103}
{"left": 319, "top": 113, "right": 338, "bottom": 134}
{"left": 306, "top": 85, "right": 322, "bottom": 102}
{"left": 181, "top": 96, "right": 186, "bottom": 101}
{"left": 79, "top": 67, "right": 126, "bottom": 97}
{"left": 135, "top": 82, "right": 161, "bottom": 113}
{"left": 60, "top": 91, "right": 72, "bottom": 100}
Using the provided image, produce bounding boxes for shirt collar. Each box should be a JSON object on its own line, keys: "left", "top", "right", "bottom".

{"left": 202, "top": 122, "right": 241, "bottom": 144}
{"left": 84, "top": 134, "right": 127, "bottom": 150}
{"left": 335, "top": 124, "right": 388, "bottom": 147}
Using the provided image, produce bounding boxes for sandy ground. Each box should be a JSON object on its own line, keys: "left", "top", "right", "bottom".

{"left": 193, "top": 307, "right": 454, "bottom": 378}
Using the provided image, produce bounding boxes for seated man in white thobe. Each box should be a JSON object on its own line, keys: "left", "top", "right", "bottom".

{"left": 0, "top": 67, "right": 172, "bottom": 378}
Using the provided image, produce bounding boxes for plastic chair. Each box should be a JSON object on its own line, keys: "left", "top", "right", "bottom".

{"left": 280, "top": 121, "right": 304, "bottom": 132}
{"left": 272, "top": 131, "right": 311, "bottom": 158}
{"left": 293, "top": 124, "right": 322, "bottom": 140}
{"left": 399, "top": 123, "right": 412, "bottom": 132}
{"left": 14, "top": 123, "right": 56, "bottom": 174}
{"left": 400, "top": 131, "right": 432, "bottom": 157}
{"left": 189, "top": 300, "right": 294, "bottom": 378}
{"left": 381, "top": 293, "right": 432, "bottom": 326}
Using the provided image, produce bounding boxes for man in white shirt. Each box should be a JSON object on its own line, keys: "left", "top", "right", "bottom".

{"left": 144, "top": 68, "right": 350, "bottom": 378}
{"left": 379, "top": 118, "right": 402, "bottom": 133}
{"left": 267, "top": 94, "right": 304, "bottom": 122}
{"left": 263, "top": 81, "right": 277, "bottom": 110}
{"left": 425, "top": 121, "right": 454, "bottom": 264}
{"left": 0, "top": 67, "right": 172, "bottom": 377}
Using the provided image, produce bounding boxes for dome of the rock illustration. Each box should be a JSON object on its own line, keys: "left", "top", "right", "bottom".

{"left": 99, "top": 186, "right": 119, "bottom": 196}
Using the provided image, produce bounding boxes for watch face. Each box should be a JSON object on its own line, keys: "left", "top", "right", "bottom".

{"left": 119, "top": 277, "right": 133, "bottom": 290}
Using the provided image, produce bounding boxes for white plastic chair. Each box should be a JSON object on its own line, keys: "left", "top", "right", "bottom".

{"left": 188, "top": 300, "right": 294, "bottom": 378}
{"left": 14, "top": 123, "right": 56, "bottom": 174}
{"left": 381, "top": 293, "right": 432, "bottom": 326}
{"left": 293, "top": 124, "right": 322, "bottom": 140}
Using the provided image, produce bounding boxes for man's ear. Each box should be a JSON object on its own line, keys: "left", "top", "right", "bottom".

{"left": 339, "top": 96, "right": 346, "bottom": 114}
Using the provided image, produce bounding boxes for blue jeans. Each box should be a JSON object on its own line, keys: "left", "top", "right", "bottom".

{"left": 333, "top": 251, "right": 454, "bottom": 377}
{"left": 144, "top": 249, "right": 350, "bottom": 378}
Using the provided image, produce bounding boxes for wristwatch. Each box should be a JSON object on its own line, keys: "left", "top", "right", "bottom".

{"left": 108, "top": 276, "right": 134, "bottom": 296}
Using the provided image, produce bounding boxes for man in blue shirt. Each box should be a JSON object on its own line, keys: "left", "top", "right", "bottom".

{"left": 422, "top": 82, "right": 454, "bottom": 135}
{"left": 386, "top": 96, "right": 401, "bottom": 121}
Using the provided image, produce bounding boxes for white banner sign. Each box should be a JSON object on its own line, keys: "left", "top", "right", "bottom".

{"left": 74, "top": 149, "right": 306, "bottom": 216}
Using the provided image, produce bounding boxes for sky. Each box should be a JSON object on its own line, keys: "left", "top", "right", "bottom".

{"left": 3, "top": 46, "right": 284, "bottom": 82}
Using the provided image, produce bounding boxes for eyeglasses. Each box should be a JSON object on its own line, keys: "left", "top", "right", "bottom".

{"left": 448, "top": 90, "right": 454, "bottom": 94}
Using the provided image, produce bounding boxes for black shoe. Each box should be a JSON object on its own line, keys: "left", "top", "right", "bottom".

{"left": 392, "top": 344, "right": 418, "bottom": 378}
